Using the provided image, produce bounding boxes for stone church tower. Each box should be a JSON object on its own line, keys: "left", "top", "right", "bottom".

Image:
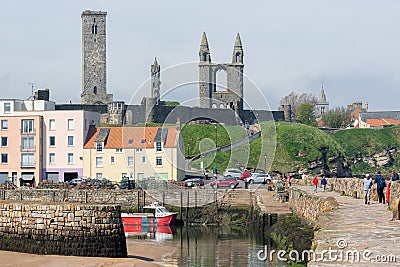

{"left": 151, "top": 57, "right": 161, "bottom": 103}
{"left": 198, "top": 32, "right": 244, "bottom": 112}
{"left": 315, "top": 84, "right": 329, "bottom": 118}
{"left": 81, "top": 10, "right": 113, "bottom": 105}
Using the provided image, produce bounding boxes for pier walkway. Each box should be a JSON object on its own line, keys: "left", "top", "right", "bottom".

{"left": 296, "top": 185, "right": 400, "bottom": 266}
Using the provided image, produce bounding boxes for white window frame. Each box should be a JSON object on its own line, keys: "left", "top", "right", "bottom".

{"left": 49, "top": 136, "right": 56, "bottom": 147}
{"left": 142, "top": 156, "right": 146, "bottom": 164}
{"left": 156, "top": 156, "right": 162, "bottom": 166}
{"left": 127, "top": 156, "right": 134, "bottom": 167}
{"left": 110, "top": 156, "right": 115, "bottom": 164}
{"left": 67, "top": 119, "right": 74, "bottom": 130}
{"left": 49, "top": 153, "right": 55, "bottom": 164}
{"left": 1, "top": 153, "right": 8, "bottom": 164}
{"left": 1, "top": 120, "right": 7, "bottom": 130}
{"left": 67, "top": 153, "right": 74, "bottom": 164}
{"left": 21, "top": 136, "right": 34, "bottom": 150}
{"left": 1, "top": 136, "right": 7, "bottom": 147}
{"left": 96, "top": 157, "right": 103, "bottom": 167}
{"left": 68, "top": 136, "right": 74, "bottom": 146}
{"left": 22, "top": 119, "right": 34, "bottom": 134}
{"left": 21, "top": 153, "right": 34, "bottom": 167}
{"left": 156, "top": 142, "right": 162, "bottom": 152}
{"left": 96, "top": 173, "right": 103, "bottom": 179}
{"left": 96, "top": 142, "right": 103, "bottom": 152}
{"left": 135, "top": 148, "right": 143, "bottom": 152}
{"left": 49, "top": 119, "right": 55, "bottom": 130}
{"left": 116, "top": 148, "right": 123, "bottom": 153}
{"left": 3, "top": 103, "right": 11, "bottom": 113}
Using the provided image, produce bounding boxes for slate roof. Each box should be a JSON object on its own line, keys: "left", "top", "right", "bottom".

{"left": 360, "top": 111, "right": 400, "bottom": 122}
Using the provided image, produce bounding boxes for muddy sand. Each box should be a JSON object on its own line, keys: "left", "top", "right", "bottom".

{"left": 0, "top": 239, "right": 175, "bottom": 267}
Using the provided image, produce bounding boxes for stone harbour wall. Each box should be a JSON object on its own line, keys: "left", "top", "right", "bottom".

{"left": 0, "top": 202, "right": 127, "bottom": 257}
{"left": 292, "top": 176, "right": 400, "bottom": 220}
{"left": 289, "top": 187, "right": 339, "bottom": 226}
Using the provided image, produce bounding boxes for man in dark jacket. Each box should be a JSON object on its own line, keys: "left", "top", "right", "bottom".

{"left": 375, "top": 171, "right": 386, "bottom": 204}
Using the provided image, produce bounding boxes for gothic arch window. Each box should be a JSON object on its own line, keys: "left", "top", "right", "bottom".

{"left": 215, "top": 68, "right": 228, "bottom": 91}
{"left": 203, "top": 53, "right": 208, "bottom": 61}
{"left": 236, "top": 52, "right": 241, "bottom": 63}
{"left": 212, "top": 103, "right": 217, "bottom": 109}
{"left": 93, "top": 86, "right": 97, "bottom": 94}
{"left": 92, "top": 25, "right": 98, "bottom": 34}
{"left": 219, "top": 103, "right": 225, "bottom": 109}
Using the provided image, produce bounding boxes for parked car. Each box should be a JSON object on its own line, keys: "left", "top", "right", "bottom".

{"left": 240, "top": 171, "right": 252, "bottom": 180}
{"left": 222, "top": 168, "right": 242, "bottom": 178}
{"left": 67, "top": 177, "right": 85, "bottom": 186}
{"left": 185, "top": 178, "right": 204, "bottom": 188}
{"left": 210, "top": 176, "right": 239, "bottom": 189}
{"left": 244, "top": 173, "right": 272, "bottom": 184}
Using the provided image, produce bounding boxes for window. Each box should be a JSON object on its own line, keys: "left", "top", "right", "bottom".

{"left": 68, "top": 119, "right": 74, "bottom": 130}
{"left": 49, "top": 153, "right": 55, "bottom": 164}
{"left": 1, "top": 137, "right": 7, "bottom": 147}
{"left": 49, "top": 136, "right": 55, "bottom": 146}
{"left": 68, "top": 153, "right": 74, "bottom": 164}
{"left": 142, "top": 156, "right": 146, "bottom": 164}
{"left": 21, "top": 154, "right": 34, "bottom": 167}
{"left": 96, "top": 157, "right": 103, "bottom": 167}
{"left": 156, "top": 156, "right": 162, "bottom": 166}
{"left": 49, "top": 119, "right": 55, "bottom": 130}
{"left": 128, "top": 139, "right": 133, "bottom": 144}
{"left": 127, "top": 156, "right": 134, "bottom": 166}
{"left": 156, "top": 142, "right": 162, "bottom": 152}
{"left": 21, "top": 137, "right": 34, "bottom": 150}
{"left": 22, "top": 119, "right": 34, "bottom": 134}
{"left": 96, "top": 142, "right": 103, "bottom": 152}
{"left": 96, "top": 173, "right": 103, "bottom": 179}
{"left": 135, "top": 148, "right": 143, "bottom": 152}
{"left": 1, "top": 154, "right": 7, "bottom": 164}
{"left": 1, "top": 120, "right": 7, "bottom": 130}
{"left": 4, "top": 103, "right": 10, "bottom": 113}
{"left": 110, "top": 156, "right": 115, "bottom": 164}
{"left": 68, "top": 136, "right": 74, "bottom": 146}
{"left": 116, "top": 148, "right": 123, "bottom": 153}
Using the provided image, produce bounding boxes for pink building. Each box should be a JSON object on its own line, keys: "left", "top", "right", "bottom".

{"left": 0, "top": 98, "right": 100, "bottom": 185}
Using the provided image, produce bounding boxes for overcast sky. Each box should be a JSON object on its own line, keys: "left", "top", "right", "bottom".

{"left": 1, "top": 0, "right": 399, "bottom": 110}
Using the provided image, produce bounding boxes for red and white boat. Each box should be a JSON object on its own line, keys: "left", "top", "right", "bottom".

{"left": 121, "top": 202, "right": 177, "bottom": 227}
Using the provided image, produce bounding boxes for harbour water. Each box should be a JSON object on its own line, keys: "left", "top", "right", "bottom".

{"left": 126, "top": 225, "right": 291, "bottom": 267}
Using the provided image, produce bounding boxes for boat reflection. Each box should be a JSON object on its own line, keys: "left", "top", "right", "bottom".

{"left": 124, "top": 224, "right": 177, "bottom": 242}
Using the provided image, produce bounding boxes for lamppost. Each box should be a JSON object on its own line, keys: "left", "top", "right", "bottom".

{"left": 215, "top": 125, "right": 218, "bottom": 148}
{"left": 264, "top": 155, "right": 267, "bottom": 171}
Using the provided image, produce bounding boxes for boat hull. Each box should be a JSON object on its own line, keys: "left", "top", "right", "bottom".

{"left": 121, "top": 213, "right": 177, "bottom": 227}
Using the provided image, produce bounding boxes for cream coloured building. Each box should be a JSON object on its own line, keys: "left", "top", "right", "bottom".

{"left": 83, "top": 126, "right": 185, "bottom": 182}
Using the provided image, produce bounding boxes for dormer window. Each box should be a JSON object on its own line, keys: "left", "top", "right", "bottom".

{"left": 156, "top": 142, "right": 162, "bottom": 152}
{"left": 3, "top": 103, "right": 11, "bottom": 113}
{"left": 128, "top": 139, "right": 133, "bottom": 145}
{"left": 96, "top": 142, "right": 103, "bottom": 152}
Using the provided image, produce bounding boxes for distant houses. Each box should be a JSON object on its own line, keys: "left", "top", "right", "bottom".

{"left": 0, "top": 94, "right": 184, "bottom": 186}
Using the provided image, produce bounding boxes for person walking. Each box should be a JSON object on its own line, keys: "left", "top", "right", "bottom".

{"left": 363, "top": 174, "right": 373, "bottom": 205}
{"left": 313, "top": 177, "right": 319, "bottom": 193}
{"left": 287, "top": 175, "right": 291, "bottom": 187}
{"left": 375, "top": 171, "right": 386, "bottom": 204}
{"left": 321, "top": 176, "right": 327, "bottom": 192}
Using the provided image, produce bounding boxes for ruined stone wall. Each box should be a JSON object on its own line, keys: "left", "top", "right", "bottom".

{"left": 0, "top": 202, "right": 126, "bottom": 257}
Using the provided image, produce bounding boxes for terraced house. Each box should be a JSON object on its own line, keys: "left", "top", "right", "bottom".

{"left": 83, "top": 126, "right": 185, "bottom": 183}
{"left": 0, "top": 92, "right": 100, "bottom": 185}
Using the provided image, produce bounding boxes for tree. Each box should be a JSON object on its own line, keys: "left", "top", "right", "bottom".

{"left": 321, "top": 107, "right": 350, "bottom": 128}
{"left": 165, "top": 101, "right": 180, "bottom": 107}
{"left": 296, "top": 103, "right": 318, "bottom": 126}
{"left": 279, "top": 92, "right": 318, "bottom": 120}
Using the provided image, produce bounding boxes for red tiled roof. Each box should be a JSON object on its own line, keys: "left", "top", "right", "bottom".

{"left": 84, "top": 126, "right": 178, "bottom": 149}
{"left": 366, "top": 118, "right": 400, "bottom": 127}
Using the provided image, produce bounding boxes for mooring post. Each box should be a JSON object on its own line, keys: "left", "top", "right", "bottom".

{"left": 180, "top": 191, "right": 183, "bottom": 220}
{"left": 186, "top": 191, "right": 190, "bottom": 224}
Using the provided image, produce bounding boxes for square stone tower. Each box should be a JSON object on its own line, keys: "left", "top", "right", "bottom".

{"left": 81, "top": 10, "right": 113, "bottom": 105}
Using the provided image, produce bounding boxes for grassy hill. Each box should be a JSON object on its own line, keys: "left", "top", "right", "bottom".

{"left": 184, "top": 123, "right": 400, "bottom": 175}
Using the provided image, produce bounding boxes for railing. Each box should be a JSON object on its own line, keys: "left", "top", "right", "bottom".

{"left": 20, "top": 145, "right": 36, "bottom": 152}
{"left": 21, "top": 161, "right": 35, "bottom": 168}
{"left": 20, "top": 129, "right": 36, "bottom": 135}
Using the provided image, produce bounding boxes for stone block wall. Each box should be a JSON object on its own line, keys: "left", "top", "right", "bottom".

{"left": 292, "top": 176, "right": 400, "bottom": 220}
{"left": 0, "top": 202, "right": 127, "bottom": 257}
{"left": 289, "top": 187, "right": 338, "bottom": 226}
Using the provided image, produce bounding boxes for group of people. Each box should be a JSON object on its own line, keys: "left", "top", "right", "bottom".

{"left": 363, "top": 169, "right": 399, "bottom": 205}
{"left": 312, "top": 176, "right": 327, "bottom": 193}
